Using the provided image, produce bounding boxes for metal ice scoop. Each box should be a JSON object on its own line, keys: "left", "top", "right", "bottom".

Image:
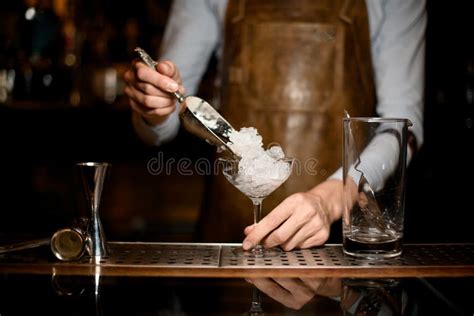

{"left": 134, "top": 47, "right": 238, "bottom": 156}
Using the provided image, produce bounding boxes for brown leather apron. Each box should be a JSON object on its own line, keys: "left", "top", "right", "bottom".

{"left": 197, "top": 0, "right": 376, "bottom": 242}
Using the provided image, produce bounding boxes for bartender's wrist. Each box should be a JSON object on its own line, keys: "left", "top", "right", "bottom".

{"left": 142, "top": 113, "right": 171, "bottom": 126}
{"left": 308, "top": 179, "right": 345, "bottom": 224}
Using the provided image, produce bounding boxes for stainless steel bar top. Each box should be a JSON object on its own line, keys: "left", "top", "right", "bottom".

{"left": 0, "top": 242, "right": 473, "bottom": 278}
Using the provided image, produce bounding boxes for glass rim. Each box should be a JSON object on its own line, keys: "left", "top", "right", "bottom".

{"left": 76, "top": 162, "right": 112, "bottom": 167}
{"left": 217, "top": 157, "right": 295, "bottom": 162}
{"left": 343, "top": 117, "right": 412, "bottom": 124}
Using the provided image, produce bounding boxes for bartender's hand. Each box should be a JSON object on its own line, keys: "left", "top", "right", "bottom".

{"left": 123, "top": 60, "right": 185, "bottom": 126}
{"left": 246, "top": 277, "right": 341, "bottom": 310}
{"left": 243, "top": 178, "right": 357, "bottom": 251}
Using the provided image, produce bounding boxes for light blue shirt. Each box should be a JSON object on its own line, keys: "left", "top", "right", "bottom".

{"left": 134, "top": 0, "right": 426, "bottom": 161}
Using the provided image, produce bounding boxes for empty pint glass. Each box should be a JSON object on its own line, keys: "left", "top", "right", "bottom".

{"left": 342, "top": 117, "right": 412, "bottom": 259}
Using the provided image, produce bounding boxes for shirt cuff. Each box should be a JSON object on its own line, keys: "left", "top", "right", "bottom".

{"left": 132, "top": 105, "right": 180, "bottom": 146}
{"left": 329, "top": 168, "right": 343, "bottom": 181}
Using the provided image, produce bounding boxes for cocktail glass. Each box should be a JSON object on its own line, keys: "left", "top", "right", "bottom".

{"left": 219, "top": 157, "right": 294, "bottom": 258}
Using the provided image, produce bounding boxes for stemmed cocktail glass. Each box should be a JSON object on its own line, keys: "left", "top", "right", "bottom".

{"left": 219, "top": 157, "right": 294, "bottom": 258}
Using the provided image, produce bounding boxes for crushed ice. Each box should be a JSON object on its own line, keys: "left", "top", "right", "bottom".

{"left": 227, "top": 127, "right": 291, "bottom": 198}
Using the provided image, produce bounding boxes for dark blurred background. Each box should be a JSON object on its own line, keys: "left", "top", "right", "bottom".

{"left": 0, "top": 0, "right": 473, "bottom": 243}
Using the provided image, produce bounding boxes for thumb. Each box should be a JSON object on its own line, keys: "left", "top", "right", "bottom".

{"left": 156, "top": 61, "right": 177, "bottom": 79}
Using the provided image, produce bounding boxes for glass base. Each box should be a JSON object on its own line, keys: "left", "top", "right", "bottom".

{"left": 232, "top": 245, "right": 280, "bottom": 258}
{"left": 343, "top": 236, "right": 402, "bottom": 259}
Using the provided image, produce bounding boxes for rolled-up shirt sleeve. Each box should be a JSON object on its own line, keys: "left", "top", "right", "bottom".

{"left": 160, "top": 0, "right": 224, "bottom": 96}
{"left": 368, "top": 0, "right": 426, "bottom": 149}
{"left": 330, "top": 0, "right": 426, "bottom": 183}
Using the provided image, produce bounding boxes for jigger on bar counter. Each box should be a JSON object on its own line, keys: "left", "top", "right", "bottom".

{"left": 76, "top": 162, "right": 111, "bottom": 261}
{"left": 50, "top": 217, "right": 89, "bottom": 261}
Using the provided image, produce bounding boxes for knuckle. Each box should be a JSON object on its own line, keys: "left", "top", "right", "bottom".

{"left": 266, "top": 215, "right": 282, "bottom": 229}
{"left": 293, "top": 294, "right": 313, "bottom": 310}
{"left": 294, "top": 304, "right": 304, "bottom": 311}
{"left": 143, "top": 84, "right": 153, "bottom": 95}
{"left": 148, "top": 108, "right": 160, "bottom": 116}
{"left": 142, "top": 84, "right": 151, "bottom": 94}
{"left": 284, "top": 299, "right": 305, "bottom": 310}
{"left": 163, "top": 60, "right": 175, "bottom": 74}
{"left": 311, "top": 194, "right": 324, "bottom": 209}
{"left": 299, "top": 237, "right": 315, "bottom": 249}
{"left": 123, "top": 86, "right": 131, "bottom": 97}
{"left": 299, "top": 293, "right": 314, "bottom": 306}
{"left": 301, "top": 240, "right": 316, "bottom": 249}
{"left": 272, "top": 231, "right": 286, "bottom": 244}
{"left": 314, "top": 230, "right": 329, "bottom": 245}
{"left": 123, "top": 71, "right": 131, "bottom": 83}
{"left": 287, "top": 303, "right": 299, "bottom": 310}
{"left": 281, "top": 243, "right": 294, "bottom": 252}
{"left": 301, "top": 207, "right": 317, "bottom": 222}
{"left": 150, "top": 108, "right": 168, "bottom": 116}
{"left": 291, "top": 192, "right": 307, "bottom": 204}
{"left": 321, "top": 228, "right": 330, "bottom": 241}
{"left": 142, "top": 95, "right": 154, "bottom": 107}
{"left": 136, "top": 67, "right": 148, "bottom": 81}
{"left": 156, "top": 77, "right": 169, "bottom": 90}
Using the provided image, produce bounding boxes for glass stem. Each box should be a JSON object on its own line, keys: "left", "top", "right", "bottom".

{"left": 252, "top": 199, "right": 262, "bottom": 226}
{"left": 251, "top": 199, "right": 263, "bottom": 252}
{"left": 248, "top": 287, "right": 264, "bottom": 315}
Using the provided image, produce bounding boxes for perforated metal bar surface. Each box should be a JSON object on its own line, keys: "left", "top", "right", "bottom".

{"left": 0, "top": 243, "right": 473, "bottom": 278}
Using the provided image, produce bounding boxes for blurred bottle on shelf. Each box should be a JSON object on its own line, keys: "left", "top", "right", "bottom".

{"left": 3, "top": 0, "right": 74, "bottom": 104}
{"left": 0, "top": 69, "right": 16, "bottom": 105}
{"left": 0, "top": 1, "right": 20, "bottom": 105}
{"left": 0, "top": 0, "right": 171, "bottom": 108}
{"left": 464, "top": 58, "right": 474, "bottom": 130}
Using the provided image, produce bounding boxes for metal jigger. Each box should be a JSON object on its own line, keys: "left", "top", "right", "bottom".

{"left": 77, "top": 162, "right": 110, "bottom": 261}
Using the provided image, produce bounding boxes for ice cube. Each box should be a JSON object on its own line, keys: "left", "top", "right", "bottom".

{"left": 266, "top": 145, "right": 285, "bottom": 160}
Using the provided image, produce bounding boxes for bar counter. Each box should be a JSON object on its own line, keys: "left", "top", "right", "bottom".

{"left": 1, "top": 242, "right": 474, "bottom": 315}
